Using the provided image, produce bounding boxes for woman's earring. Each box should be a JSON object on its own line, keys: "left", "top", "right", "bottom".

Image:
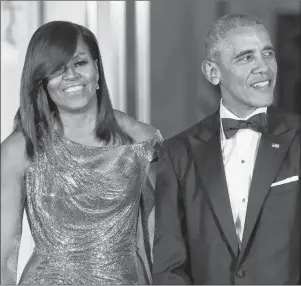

{"left": 96, "top": 83, "right": 100, "bottom": 90}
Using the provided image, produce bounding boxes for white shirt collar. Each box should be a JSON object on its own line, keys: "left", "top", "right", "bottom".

{"left": 219, "top": 99, "right": 267, "bottom": 120}
{"left": 220, "top": 99, "right": 268, "bottom": 141}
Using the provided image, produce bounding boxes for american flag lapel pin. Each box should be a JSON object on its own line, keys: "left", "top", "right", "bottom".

{"left": 272, "top": 143, "right": 280, "bottom": 148}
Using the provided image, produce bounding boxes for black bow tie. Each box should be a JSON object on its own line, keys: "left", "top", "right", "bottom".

{"left": 222, "top": 113, "right": 268, "bottom": 139}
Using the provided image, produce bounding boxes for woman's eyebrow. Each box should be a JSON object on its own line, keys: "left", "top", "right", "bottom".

{"left": 73, "top": 52, "right": 87, "bottom": 58}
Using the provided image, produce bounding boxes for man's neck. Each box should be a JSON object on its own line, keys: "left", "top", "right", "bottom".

{"left": 222, "top": 100, "right": 257, "bottom": 119}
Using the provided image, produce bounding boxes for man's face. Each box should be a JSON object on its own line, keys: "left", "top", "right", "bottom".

{"left": 216, "top": 25, "right": 277, "bottom": 114}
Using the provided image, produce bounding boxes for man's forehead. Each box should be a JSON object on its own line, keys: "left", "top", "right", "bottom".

{"left": 224, "top": 25, "right": 271, "bottom": 46}
{"left": 219, "top": 25, "right": 273, "bottom": 54}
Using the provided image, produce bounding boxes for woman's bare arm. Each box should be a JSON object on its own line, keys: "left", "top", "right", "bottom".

{"left": 1, "top": 132, "right": 28, "bottom": 285}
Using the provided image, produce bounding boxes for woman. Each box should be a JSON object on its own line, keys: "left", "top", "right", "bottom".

{"left": 1, "top": 21, "right": 162, "bottom": 285}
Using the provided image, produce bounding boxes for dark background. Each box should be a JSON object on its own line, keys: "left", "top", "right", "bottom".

{"left": 147, "top": 0, "right": 301, "bottom": 139}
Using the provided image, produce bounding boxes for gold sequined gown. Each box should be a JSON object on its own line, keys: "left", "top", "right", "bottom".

{"left": 19, "top": 130, "right": 162, "bottom": 285}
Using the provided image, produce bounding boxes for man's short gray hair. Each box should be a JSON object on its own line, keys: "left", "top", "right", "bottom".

{"left": 204, "top": 13, "right": 264, "bottom": 62}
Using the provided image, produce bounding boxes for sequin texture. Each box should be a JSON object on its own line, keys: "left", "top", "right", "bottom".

{"left": 19, "top": 130, "right": 163, "bottom": 285}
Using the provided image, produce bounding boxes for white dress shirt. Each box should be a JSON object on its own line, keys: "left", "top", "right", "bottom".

{"left": 220, "top": 101, "right": 267, "bottom": 243}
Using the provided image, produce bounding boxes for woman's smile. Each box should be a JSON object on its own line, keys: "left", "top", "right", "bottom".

{"left": 64, "top": 84, "right": 85, "bottom": 93}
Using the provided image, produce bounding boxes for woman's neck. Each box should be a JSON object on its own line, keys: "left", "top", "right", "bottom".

{"left": 56, "top": 102, "right": 98, "bottom": 141}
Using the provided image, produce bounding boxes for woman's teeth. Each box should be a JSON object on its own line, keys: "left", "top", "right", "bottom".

{"left": 64, "top": 85, "right": 84, "bottom": 93}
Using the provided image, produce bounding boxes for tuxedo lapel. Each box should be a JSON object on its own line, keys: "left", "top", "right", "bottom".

{"left": 239, "top": 106, "right": 297, "bottom": 257}
{"left": 190, "top": 112, "right": 239, "bottom": 256}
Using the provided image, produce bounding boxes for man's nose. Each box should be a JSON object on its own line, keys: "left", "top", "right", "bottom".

{"left": 254, "top": 56, "right": 269, "bottom": 74}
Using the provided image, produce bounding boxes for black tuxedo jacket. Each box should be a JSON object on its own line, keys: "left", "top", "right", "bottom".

{"left": 153, "top": 106, "right": 300, "bottom": 284}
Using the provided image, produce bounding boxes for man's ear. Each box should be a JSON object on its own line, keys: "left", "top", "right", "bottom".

{"left": 201, "top": 60, "right": 220, "bottom": 85}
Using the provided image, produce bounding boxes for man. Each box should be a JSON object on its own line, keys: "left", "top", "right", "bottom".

{"left": 153, "top": 13, "right": 300, "bottom": 284}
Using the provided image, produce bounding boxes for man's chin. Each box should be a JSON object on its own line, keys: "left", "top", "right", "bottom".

{"left": 251, "top": 94, "right": 274, "bottom": 108}
{"left": 258, "top": 100, "right": 273, "bottom": 108}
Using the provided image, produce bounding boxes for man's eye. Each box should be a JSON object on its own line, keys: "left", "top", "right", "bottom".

{"left": 240, "top": 54, "right": 253, "bottom": 62}
{"left": 263, "top": 50, "right": 275, "bottom": 57}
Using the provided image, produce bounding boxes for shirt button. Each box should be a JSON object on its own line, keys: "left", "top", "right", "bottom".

{"left": 236, "top": 268, "right": 246, "bottom": 278}
{"left": 241, "top": 160, "right": 245, "bottom": 163}
{"left": 242, "top": 198, "right": 246, "bottom": 202}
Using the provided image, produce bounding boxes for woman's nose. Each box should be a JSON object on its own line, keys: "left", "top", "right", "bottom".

{"left": 63, "top": 66, "right": 80, "bottom": 80}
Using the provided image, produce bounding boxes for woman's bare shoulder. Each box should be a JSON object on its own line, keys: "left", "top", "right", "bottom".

{"left": 114, "top": 109, "right": 158, "bottom": 143}
{"left": 1, "top": 131, "right": 29, "bottom": 172}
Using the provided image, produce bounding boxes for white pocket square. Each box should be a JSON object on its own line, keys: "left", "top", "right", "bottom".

{"left": 271, "top": 176, "right": 299, "bottom": 187}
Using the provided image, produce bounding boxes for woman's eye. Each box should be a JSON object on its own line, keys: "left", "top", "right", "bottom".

{"left": 56, "top": 66, "right": 64, "bottom": 71}
{"left": 75, "top": 60, "right": 87, "bottom": 67}
{"left": 51, "top": 66, "right": 65, "bottom": 76}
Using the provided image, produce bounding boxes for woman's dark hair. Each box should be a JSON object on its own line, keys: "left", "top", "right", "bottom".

{"left": 14, "top": 21, "right": 132, "bottom": 159}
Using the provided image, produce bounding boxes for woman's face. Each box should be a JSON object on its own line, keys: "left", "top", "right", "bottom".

{"left": 46, "top": 37, "right": 99, "bottom": 112}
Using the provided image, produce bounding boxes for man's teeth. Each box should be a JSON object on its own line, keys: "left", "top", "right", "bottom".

{"left": 252, "top": 80, "right": 269, "bottom": 88}
{"left": 65, "top": 85, "right": 84, "bottom": 93}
